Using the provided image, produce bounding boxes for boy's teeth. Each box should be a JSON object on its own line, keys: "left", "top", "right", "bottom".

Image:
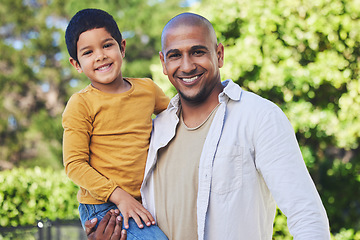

{"left": 98, "top": 65, "right": 110, "bottom": 71}
{"left": 182, "top": 76, "right": 198, "bottom": 82}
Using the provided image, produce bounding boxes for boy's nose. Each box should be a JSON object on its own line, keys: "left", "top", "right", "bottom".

{"left": 95, "top": 51, "right": 107, "bottom": 61}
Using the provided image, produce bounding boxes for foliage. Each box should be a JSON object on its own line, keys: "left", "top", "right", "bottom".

{"left": 0, "top": 167, "right": 79, "bottom": 227}
{"left": 272, "top": 209, "right": 360, "bottom": 239}
{"left": 4, "top": 167, "right": 360, "bottom": 239}
{"left": 179, "top": 0, "right": 360, "bottom": 233}
{"left": 0, "top": 0, "right": 359, "bottom": 237}
{"left": 0, "top": 0, "right": 188, "bottom": 169}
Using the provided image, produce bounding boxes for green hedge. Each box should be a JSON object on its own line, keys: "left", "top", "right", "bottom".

{"left": 0, "top": 167, "right": 78, "bottom": 227}
{"left": 1, "top": 167, "right": 359, "bottom": 239}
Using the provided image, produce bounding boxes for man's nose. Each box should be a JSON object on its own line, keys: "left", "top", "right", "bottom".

{"left": 180, "top": 55, "right": 196, "bottom": 73}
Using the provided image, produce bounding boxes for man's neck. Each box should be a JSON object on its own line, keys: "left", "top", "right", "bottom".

{"left": 181, "top": 86, "right": 223, "bottom": 128}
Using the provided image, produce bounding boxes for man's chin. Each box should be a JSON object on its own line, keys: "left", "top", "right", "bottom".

{"left": 179, "top": 90, "right": 207, "bottom": 104}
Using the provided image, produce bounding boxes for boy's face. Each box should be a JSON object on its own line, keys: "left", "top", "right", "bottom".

{"left": 69, "top": 27, "right": 126, "bottom": 92}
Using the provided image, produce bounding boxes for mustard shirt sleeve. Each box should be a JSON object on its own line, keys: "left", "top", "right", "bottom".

{"left": 152, "top": 81, "right": 170, "bottom": 115}
{"left": 62, "top": 94, "right": 117, "bottom": 202}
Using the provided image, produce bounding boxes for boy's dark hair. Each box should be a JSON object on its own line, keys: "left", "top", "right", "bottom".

{"left": 65, "top": 8, "right": 123, "bottom": 63}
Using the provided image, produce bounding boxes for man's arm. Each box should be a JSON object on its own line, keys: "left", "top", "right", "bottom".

{"left": 85, "top": 209, "right": 127, "bottom": 240}
{"left": 255, "top": 105, "right": 330, "bottom": 239}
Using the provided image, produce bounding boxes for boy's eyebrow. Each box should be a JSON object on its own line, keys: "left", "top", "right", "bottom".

{"left": 79, "top": 45, "right": 90, "bottom": 53}
{"left": 78, "top": 38, "right": 115, "bottom": 53}
{"left": 103, "top": 38, "right": 115, "bottom": 43}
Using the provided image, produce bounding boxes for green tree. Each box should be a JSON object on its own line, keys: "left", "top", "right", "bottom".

{"left": 0, "top": 0, "right": 189, "bottom": 169}
{"left": 184, "top": 0, "right": 360, "bottom": 234}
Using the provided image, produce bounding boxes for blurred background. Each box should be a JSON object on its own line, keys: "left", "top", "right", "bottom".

{"left": 0, "top": 0, "right": 359, "bottom": 239}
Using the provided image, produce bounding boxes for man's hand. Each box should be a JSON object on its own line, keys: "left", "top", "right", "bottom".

{"left": 85, "top": 209, "right": 127, "bottom": 240}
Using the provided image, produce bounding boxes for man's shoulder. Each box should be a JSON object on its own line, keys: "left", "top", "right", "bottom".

{"left": 239, "top": 90, "right": 279, "bottom": 109}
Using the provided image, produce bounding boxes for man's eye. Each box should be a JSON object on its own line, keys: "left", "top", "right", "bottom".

{"left": 193, "top": 50, "right": 205, "bottom": 56}
{"left": 168, "top": 53, "right": 180, "bottom": 59}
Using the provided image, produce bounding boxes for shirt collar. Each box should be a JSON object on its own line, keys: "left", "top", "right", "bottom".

{"left": 219, "top": 79, "right": 242, "bottom": 102}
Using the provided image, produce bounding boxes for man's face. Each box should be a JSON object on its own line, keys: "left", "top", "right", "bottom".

{"left": 69, "top": 27, "right": 126, "bottom": 92}
{"left": 160, "top": 24, "right": 224, "bottom": 104}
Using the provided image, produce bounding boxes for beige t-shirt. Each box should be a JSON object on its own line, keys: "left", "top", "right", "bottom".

{"left": 153, "top": 105, "right": 219, "bottom": 240}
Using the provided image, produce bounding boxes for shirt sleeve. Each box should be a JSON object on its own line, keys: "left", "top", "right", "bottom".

{"left": 151, "top": 81, "right": 170, "bottom": 115}
{"left": 62, "top": 94, "right": 117, "bottom": 202}
{"left": 254, "top": 105, "right": 331, "bottom": 239}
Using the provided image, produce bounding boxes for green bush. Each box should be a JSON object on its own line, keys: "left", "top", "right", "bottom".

{"left": 0, "top": 167, "right": 79, "bottom": 227}
{"left": 273, "top": 209, "right": 360, "bottom": 239}
{"left": 1, "top": 167, "right": 360, "bottom": 239}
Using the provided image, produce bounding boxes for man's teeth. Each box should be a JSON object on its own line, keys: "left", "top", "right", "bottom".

{"left": 182, "top": 76, "right": 198, "bottom": 82}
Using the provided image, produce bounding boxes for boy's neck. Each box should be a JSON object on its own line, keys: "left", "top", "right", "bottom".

{"left": 91, "top": 77, "right": 131, "bottom": 94}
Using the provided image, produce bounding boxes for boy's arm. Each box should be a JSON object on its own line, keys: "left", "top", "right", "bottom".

{"left": 152, "top": 81, "right": 170, "bottom": 115}
{"left": 62, "top": 94, "right": 117, "bottom": 202}
{"left": 108, "top": 187, "right": 155, "bottom": 229}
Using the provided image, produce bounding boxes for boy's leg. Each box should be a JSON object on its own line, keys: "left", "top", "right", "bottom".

{"left": 121, "top": 213, "right": 168, "bottom": 240}
{"left": 79, "top": 202, "right": 168, "bottom": 239}
{"left": 78, "top": 202, "right": 118, "bottom": 229}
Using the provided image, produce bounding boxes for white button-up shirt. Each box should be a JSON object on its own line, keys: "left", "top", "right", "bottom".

{"left": 141, "top": 79, "right": 330, "bottom": 240}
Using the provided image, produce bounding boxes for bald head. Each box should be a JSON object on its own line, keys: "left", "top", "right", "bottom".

{"left": 161, "top": 13, "right": 217, "bottom": 51}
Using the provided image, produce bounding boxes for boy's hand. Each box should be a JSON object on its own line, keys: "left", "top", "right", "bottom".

{"left": 85, "top": 209, "right": 126, "bottom": 240}
{"left": 109, "top": 187, "right": 155, "bottom": 229}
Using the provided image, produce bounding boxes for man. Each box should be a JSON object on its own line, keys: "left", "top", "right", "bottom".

{"left": 87, "top": 12, "right": 331, "bottom": 239}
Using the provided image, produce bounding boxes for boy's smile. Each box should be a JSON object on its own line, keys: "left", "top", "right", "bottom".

{"left": 70, "top": 27, "right": 128, "bottom": 93}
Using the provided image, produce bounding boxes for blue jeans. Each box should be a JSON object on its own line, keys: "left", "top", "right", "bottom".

{"left": 79, "top": 202, "right": 168, "bottom": 240}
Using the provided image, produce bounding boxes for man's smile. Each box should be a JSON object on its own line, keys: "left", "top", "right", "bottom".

{"left": 179, "top": 73, "right": 204, "bottom": 84}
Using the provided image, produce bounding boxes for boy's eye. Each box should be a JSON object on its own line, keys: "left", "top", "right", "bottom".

{"left": 104, "top": 43, "right": 113, "bottom": 48}
{"left": 83, "top": 50, "right": 92, "bottom": 55}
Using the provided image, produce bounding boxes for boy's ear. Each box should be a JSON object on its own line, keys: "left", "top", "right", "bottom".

{"left": 69, "top": 57, "right": 83, "bottom": 73}
{"left": 120, "top": 39, "right": 126, "bottom": 57}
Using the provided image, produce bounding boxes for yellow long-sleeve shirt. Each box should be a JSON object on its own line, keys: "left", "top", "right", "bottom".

{"left": 62, "top": 78, "right": 170, "bottom": 204}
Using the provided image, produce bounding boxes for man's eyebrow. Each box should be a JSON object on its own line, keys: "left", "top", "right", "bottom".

{"left": 165, "top": 49, "right": 179, "bottom": 58}
{"left": 165, "top": 45, "right": 209, "bottom": 58}
{"left": 191, "top": 45, "right": 209, "bottom": 51}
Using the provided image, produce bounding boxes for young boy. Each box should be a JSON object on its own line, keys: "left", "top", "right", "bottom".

{"left": 62, "top": 8, "right": 169, "bottom": 239}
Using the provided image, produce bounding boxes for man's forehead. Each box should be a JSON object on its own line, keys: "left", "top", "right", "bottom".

{"left": 164, "top": 23, "right": 207, "bottom": 36}
{"left": 161, "top": 17, "right": 216, "bottom": 51}
{"left": 163, "top": 25, "right": 209, "bottom": 45}
{"left": 162, "top": 31, "right": 209, "bottom": 53}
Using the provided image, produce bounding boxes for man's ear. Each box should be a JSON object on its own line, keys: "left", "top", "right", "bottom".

{"left": 159, "top": 51, "right": 168, "bottom": 75}
{"left": 217, "top": 43, "right": 224, "bottom": 68}
{"left": 69, "top": 57, "right": 83, "bottom": 73}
